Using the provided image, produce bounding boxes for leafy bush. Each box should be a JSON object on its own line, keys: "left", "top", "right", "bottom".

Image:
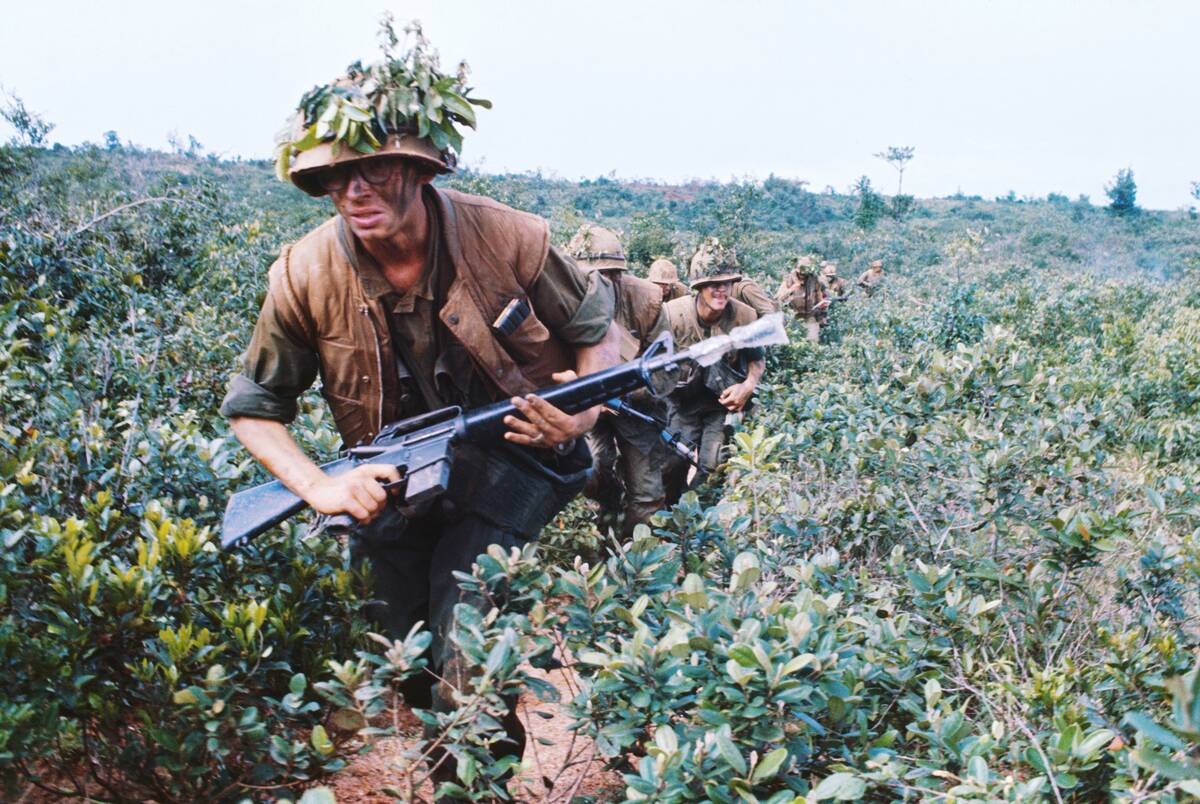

{"left": 5, "top": 136, "right": 1200, "bottom": 803}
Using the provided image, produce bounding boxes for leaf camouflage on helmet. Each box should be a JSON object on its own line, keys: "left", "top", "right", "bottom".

{"left": 273, "top": 13, "right": 492, "bottom": 183}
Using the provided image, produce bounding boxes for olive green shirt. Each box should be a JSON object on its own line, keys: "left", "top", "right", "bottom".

{"left": 222, "top": 200, "right": 613, "bottom": 422}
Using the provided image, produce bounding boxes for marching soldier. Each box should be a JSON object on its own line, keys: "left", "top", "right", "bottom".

{"left": 567, "top": 225, "right": 669, "bottom": 539}
{"left": 689, "top": 236, "right": 778, "bottom": 316}
{"left": 663, "top": 244, "right": 764, "bottom": 505}
{"left": 858, "top": 258, "right": 886, "bottom": 296}
{"left": 776, "top": 256, "right": 828, "bottom": 343}
{"left": 648, "top": 257, "right": 690, "bottom": 302}
{"left": 220, "top": 37, "right": 618, "bottom": 781}
{"left": 819, "top": 260, "right": 848, "bottom": 299}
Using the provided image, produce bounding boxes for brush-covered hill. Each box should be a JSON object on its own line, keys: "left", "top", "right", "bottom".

{"left": 2, "top": 142, "right": 1199, "bottom": 802}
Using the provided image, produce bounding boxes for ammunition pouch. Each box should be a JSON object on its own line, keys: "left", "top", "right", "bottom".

{"left": 703, "top": 360, "right": 748, "bottom": 397}
{"left": 442, "top": 440, "right": 591, "bottom": 538}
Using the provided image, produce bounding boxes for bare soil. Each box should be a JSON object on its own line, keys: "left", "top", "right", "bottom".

{"left": 329, "top": 664, "right": 623, "bottom": 803}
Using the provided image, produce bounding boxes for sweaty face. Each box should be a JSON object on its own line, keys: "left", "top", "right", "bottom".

{"left": 326, "top": 158, "right": 432, "bottom": 243}
{"left": 698, "top": 281, "right": 732, "bottom": 313}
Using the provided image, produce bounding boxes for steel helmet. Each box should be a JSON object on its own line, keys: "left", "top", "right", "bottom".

{"left": 566, "top": 224, "right": 626, "bottom": 271}
{"left": 648, "top": 258, "right": 679, "bottom": 284}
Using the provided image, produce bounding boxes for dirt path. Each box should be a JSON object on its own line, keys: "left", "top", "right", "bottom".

{"left": 329, "top": 664, "right": 624, "bottom": 803}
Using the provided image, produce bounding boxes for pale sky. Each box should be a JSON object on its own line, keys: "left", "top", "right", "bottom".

{"left": 3, "top": 0, "right": 1198, "bottom": 209}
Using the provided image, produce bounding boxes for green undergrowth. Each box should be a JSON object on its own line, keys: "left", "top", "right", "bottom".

{"left": 1, "top": 141, "right": 1199, "bottom": 801}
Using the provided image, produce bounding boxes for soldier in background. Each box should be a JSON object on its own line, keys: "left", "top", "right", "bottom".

{"left": 858, "top": 258, "right": 886, "bottom": 296}
{"left": 817, "top": 260, "right": 847, "bottom": 331}
{"left": 663, "top": 245, "right": 764, "bottom": 505}
{"left": 648, "top": 257, "right": 690, "bottom": 302}
{"left": 775, "top": 256, "right": 828, "bottom": 343}
{"left": 567, "top": 225, "right": 670, "bottom": 539}
{"left": 689, "top": 236, "right": 778, "bottom": 316}
{"left": 819, "top": 261, "right": 848, "bottom": 299}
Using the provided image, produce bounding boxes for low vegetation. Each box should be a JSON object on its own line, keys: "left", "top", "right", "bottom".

{"left": 1, "top": 130, "right": 1198, "bottom": 801}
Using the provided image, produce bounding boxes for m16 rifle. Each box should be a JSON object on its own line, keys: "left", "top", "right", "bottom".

{"left": 604, "top": 397, "right": 709, "bottom": 472}
{"left": 220, "top": 313, "right": 788, "bottom": 548}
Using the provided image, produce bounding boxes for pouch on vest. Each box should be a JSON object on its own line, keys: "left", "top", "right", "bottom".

{"left": 491, "top": 296, "right": 531, "bottom": 336}
{"left": 392, "top": 348, "right": 424, "bottom": 419}
{"left": 703, "top": 359, "right": 748, "bottom": 398}
{"left": 442, "top": 440, "right": 591, "bottom": 538}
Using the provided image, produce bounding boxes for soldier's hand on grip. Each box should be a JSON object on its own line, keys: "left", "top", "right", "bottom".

{"left": 304, "top": 464, "right": 402, "bottom": 523}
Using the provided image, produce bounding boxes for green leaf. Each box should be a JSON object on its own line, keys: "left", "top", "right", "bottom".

{"left": 311, "top": 724, "right": 334, "bottom": 755}
{"left": 1124, "top": 712, "right": 1186, "bottom": 751}
{"left": 441, "top": 93, "right": 476, "bottom": 126}
{"left": 290, "top": 673, "right": 307, "bottom": 696}
{"left": 1129, "top": 745, "right": 1200, "bottom": 781}
{"left": 1075, "top": 728, "right": 1115, "bottom": 758}
{"left": 483, "top": 630, "right": 513, "bottom": 678}
{"left": 728, "top": 645, "right": 757, "bottom": 668}
{"left": 1178, "top": 780, "right": 1200, "bottom": 797}
{"left": 715, "top": 727, "right": 747, "bottom": 775}
{"left": 811, "top": 772, "right": 866, "bottom": 801}
{"left": 751, "top": 747, "right": 788, "bottom": 782}
{"left": 331, "top": 708, "right": 366, "bottom": 732}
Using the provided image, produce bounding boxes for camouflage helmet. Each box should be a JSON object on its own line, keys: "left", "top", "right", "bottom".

{"left": 648, "top": 258, "right": 679, "bottom": 284}
{"left": 821, "top": 260, "right": 838, "bottom": 277}
{"left": 275, "top": 17, "right": 489, "bottom": 197}
{"left": 794, "top": 255, "right": 817, "bottom": 275}
{"left": 566, "top": 224, "right": 626, "bottom": 271}
{"left": 690, "top": 241, "right": 742, "bottom": 288}
{"left": 289, "top": 133, "right": 451, "bottom": 197}
{"left": 869, "top": 259, "right": 884, "bottom": 270}
{"left": 688, "top": 236, "right": 720, "bottom": 282}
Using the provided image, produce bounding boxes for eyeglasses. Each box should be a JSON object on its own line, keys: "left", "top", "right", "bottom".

{"left": 314, "top": 159, "right": 400, "bottom": 193}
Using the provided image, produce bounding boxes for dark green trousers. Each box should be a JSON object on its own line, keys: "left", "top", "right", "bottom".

{"left": 663, "top": 402, "right": 729, "bottom": 506}
{"left": 349, "top": 441, "right": 589, "bottom": 781}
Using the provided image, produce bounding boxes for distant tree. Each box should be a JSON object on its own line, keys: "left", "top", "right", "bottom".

{"left": 626, "top": 210, "right": 676, "bottom": 270}
{"left": 853, "top": 176, "right": 887, "bottom": 230}
{"left": 875, "top": 145, "right": 916, "bottom": 195}
{"left": 1, "top": 89, "right": 53, "bottom": 146}
{"left": 1105, "top": 168, "right": 1139, "bottom": 216}
{"left": 1191, "top": 181, "right": 1199, "bottom": 201}
{"left": 710, "top": 181, "right": 763, "bottom": 250}
{"left": 104, "top": 130, "right": 121, "bottom": 151}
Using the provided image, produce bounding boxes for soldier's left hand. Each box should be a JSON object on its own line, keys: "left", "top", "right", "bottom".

{"left": 504, "top": 370, "right": 597, "bottom": 449}
{"left": 718, "top": 381, "right": 754, "bottom": 412}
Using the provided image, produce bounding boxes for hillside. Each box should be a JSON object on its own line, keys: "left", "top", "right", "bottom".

{"left": 2, "top": 143, "right": 1199, "bottom": 802}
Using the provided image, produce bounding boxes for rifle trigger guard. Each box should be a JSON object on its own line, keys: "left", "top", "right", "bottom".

{"left": 639, "top": 331, "right": 677, "bottom": 399}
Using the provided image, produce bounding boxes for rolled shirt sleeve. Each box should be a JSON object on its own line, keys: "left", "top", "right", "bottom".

{"left": 219, "top": 291, "right": 320, "bottom": 423}
{"left": 527, "top": 246, "right": 615, "bottom": 346}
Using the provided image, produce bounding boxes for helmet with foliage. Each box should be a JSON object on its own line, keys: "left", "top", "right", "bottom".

{"left": 648, "top": 258, "right": 679, "bottom": 284}
{"left": 820, "top": 260, "right": 838, "bottom": 277}
{"left": 275, "top": 15, "right": 491, "bottom": 197}
{"left": 688, "top": 236, "right": 721, "bottom": 282}
{"left": 566, "top": 224, "right": 626, "bottom": 271}
{"left": 793, "top": 255, "right": 816, "bottom": 275}
{"left": 690, "top": 241, "right": 742, "bottom": 288}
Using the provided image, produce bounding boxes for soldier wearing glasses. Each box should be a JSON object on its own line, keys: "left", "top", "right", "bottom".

{"left": 219, "top": 61, "right": 618, "bottom": 775}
